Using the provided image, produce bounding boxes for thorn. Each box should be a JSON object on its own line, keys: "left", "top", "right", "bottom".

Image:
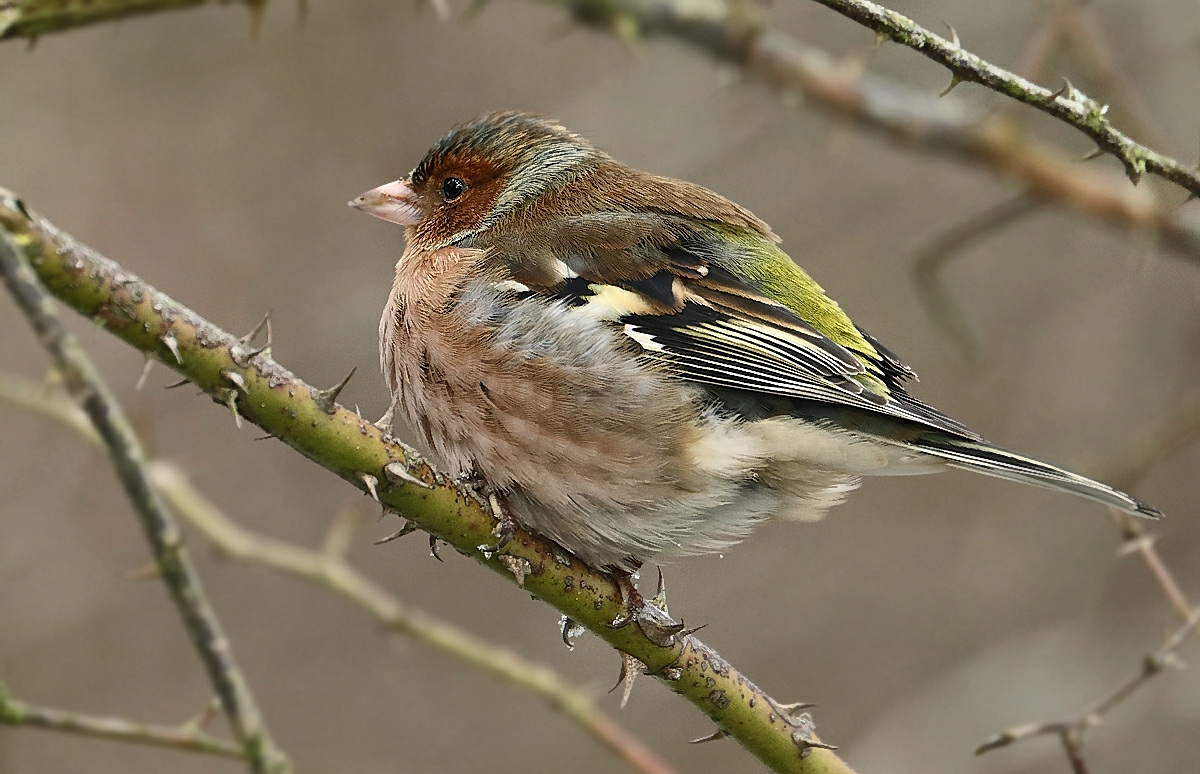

{"left": 383, "top": 461, "right": 433, "bottom": 489}
{"left": 238, "top": 311, "right": 271, "bottom": 345}
{"left": 221, "top": 389, "right": 243, "bottom": 429}
{"left": 939, "top": 74, "right": 964, "bottom": 97}
{"left": 676, "top": 623, "right": 708, "bottom": 638}
{"left": 253, "top": 434, "right": 273, "bottom": 441}
{"left": 429, "top": 534, "right": 444, "bottom": 562}
{"left": 357, "top": 472, "right": 380, "bottom": 504}
{"left": 792, "top": 716, "right": 835, "bottom": 756}
{"left": 560, "top": 616, "right": 585, "bottom": 649}
{"left": 165, "top": 378, "right": 190, "bottom": 390}
{"left": 650, "top": 567, "right": 669, "bottom": 616}
{"left": 222, "top": 370, "right": 249, "bottom": 395}
{"left": 609, "top": 652, "right": 646, "bottom": 709}
{"left": 160, "top": 332, "right": 183, "bottom": 364}
{"left": 375, "top": 395, "right": 398, "bottom": 433}
{"left": 135, "top": 356, "right": 154, "bottom": 391}
{"left": 233, "top": 313, "right": 272, "bottom": 366}
{"left": 774, "top": 701, "right": 819, "bottom": 723}
{"left": 944, "top": 22, "right": 960, "bottom": 48}
{"left": 689, "top": 728, "right": 730, "bottom": 744}
{"left": 313, "top": 367, "right": 356, "bottom": 414}
{"left": 1042, "top": 77, "right": 1073, "bottom": 104}
{"left": 375, "top": 520, "right": 420, "bottom": 545}
{"left": 498, "top": 555, "right": 532, "bottom": 587}
{"left": 1079, "top": 146, "right": 1106, "bottom": 162}
{"left": 1123, "top": 154, "right": 1146, "bottom": 186}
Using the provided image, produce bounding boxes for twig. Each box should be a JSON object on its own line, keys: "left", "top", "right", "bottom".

{"left": 976, "top": 606, "right": 1200, "bottom": 769}
{"left": 803, "top": 0, "right": 1200, "bottom": 196}
{"left": 0, "top": 191, "right": 855, "bottom": 773}
{"left": 0, "top": 231, "right": 289, "bottom": 773}
{"left": 0, "top": 681, "right": 242, "bottom": 761}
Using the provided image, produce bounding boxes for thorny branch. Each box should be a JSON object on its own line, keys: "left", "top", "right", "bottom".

{"left": 0, "top": 192, "right": 855, "bottom": 774}
{"left": 0, "top": 233, "right": 289, "bottom": 773}
{"left": 804, "top": 0, "right": 1200, "bottom": 197}
{"left": 0, "top": 682, "right": 241, "bottom": 761}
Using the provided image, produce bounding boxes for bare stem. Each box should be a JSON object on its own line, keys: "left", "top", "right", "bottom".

{"left": 0, "top": 682, "right": 242, "bottom": 761}
{"left": 0, "top": 230, "right": 288, "bottom": 773}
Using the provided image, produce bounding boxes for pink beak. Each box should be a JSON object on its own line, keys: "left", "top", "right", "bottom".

{"left": 349, "top": 179, "right": 421, "bottom": 227}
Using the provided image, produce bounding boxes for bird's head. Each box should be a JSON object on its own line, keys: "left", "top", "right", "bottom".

{"left": 350, "top": 112, "right": 601, "bottom": 251}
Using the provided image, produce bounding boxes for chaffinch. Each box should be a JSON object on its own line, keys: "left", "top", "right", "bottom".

{"left": 351, "top": 112, "right": 1159, "bottom": 573}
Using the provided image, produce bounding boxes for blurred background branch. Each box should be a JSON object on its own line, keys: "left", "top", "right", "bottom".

{"left": 0, "top": 682, "right": 242, "bottom": 761}
{"left": 0, "top": 232, "right": 289, "bottom": 774}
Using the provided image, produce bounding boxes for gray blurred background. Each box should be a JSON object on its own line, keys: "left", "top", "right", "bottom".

{"left": 1, "top": 1, "right": 1198, "bottom": 772}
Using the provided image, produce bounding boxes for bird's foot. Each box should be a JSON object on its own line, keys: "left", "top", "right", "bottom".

{"left": 476, "top": 491, "right": 517, "bottom": 558}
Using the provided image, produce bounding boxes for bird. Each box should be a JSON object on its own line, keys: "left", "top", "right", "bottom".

{"left": 351, "top": 111, "right": 1160, "bottom": 578}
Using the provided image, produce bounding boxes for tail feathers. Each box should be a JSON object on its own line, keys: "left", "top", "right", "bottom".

{"left": 913, "top": 436, "right": 1162, "bottom": 519}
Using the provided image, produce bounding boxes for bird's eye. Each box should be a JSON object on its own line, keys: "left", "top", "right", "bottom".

{"left": 441, "top": 177, "right": 467, "bottom": 201}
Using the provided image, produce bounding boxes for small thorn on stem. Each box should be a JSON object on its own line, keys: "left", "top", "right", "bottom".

{"left": 939, "top": 74, "right": 963, "bottom": 97}
{"left": 165, "top": 378, "right": 190, "bottom": 390}
{"left": 221, "top": 389, "right": 243, "bottom": 429}
{"left": 689, "top": 728, "right": 730, "bottom": 744}
{"left": 135, "top": 356, "right": 154, "bottom": 391}
{"left": 609, "top": 651, "right": 646, "bottom": 709}
{"left": 375, "top": 520, "right": 419, "bottom": 545}
{"left": 222, "top": 370, "right": 248, "bottom": 395}
{"left": 159, "top": 332, "right": 183, "bottom": 364}
{"left": 357, "top": 472, "right": 380, "bottom": 504}
{"left": 429, "top": 535, "right": 444, "bottom": 561}
{"left": 314, "top": 367, "right": 357, "bottom": 414}
{"left": 239, "top": 311, "right": 271, "bottom": 345}
{"left": 383, "top": 460, "right": 433, "bottom": 489}
{"left": 944, "top": 22, "right": 960, "bottom": 48}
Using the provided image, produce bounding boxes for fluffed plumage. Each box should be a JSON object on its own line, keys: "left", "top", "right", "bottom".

{"left": 352, "top": 112, "right": 1160, "bottom": 571}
